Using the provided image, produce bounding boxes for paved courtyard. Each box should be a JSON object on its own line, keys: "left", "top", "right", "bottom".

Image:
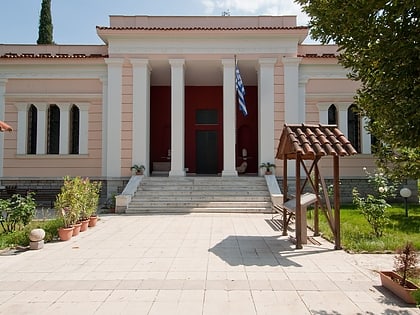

{"left": 0, "top": 213, "right": 419, "bottom": 315}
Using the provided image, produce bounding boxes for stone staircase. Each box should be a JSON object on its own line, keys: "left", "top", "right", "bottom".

{"left": 126, "top": 176, "right": 272, "bottom": 214}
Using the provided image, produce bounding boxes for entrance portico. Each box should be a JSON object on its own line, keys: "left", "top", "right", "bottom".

{"left": 98, "top": 15, "right": 308, "bottom": 177}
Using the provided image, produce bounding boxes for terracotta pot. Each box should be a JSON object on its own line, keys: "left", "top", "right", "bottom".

{"left": 72, "top": 222, "right": 82, "bottom": 236}
{"left": 80, "top": 219, "right": 89, "bottom": 232}
{"left": 379, "top": 271, "right": 419, "bottom": 304}
{"left": 88, "top": 215, "right": 98, "bottom": 227}
{"left": 58, "top": 226, "right": 74, "bottom": 241}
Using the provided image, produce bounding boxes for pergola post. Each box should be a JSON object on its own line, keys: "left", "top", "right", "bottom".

{"left": 282, "top": 156, "right": 288, "bottom": 236}
{"left": 295, "top": 152, "right": 302, "bottom": 249}
{"left": 314, "top": 163, "right": 320, "bottom": 236}
{"left": 333, "top": 155, "right": 341, "bottom": 249}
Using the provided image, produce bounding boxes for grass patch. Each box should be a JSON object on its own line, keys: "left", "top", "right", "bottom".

{"left": 0, "top": 218, "right": 61, "bottom": 250}
{"left": 307, "top": 203, "right": 420, "bottom": 253}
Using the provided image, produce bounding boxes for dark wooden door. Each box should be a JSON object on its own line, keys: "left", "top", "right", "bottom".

{"left": 196, "top": 130, "right": 218, "bottom": 174}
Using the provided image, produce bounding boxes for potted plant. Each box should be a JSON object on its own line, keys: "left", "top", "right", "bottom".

{"left": 79, "top": 178, "right": 101, "bottom": 231}
{"left": 260, "top": 162, "right": 276, "bottom": 175}
{"left": 379, "top": 241, "right": 420, "bottom": 304}
{"left": 131, "top": 164, "right": 145, "bottom": 175}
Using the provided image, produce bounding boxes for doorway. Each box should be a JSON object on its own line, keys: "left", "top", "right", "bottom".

{"left": 196, "top": 130, "right": 218, "bottom": 174}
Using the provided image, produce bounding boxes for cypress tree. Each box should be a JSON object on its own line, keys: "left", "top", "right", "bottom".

{"left": 37, "top": 0, "right": 53, "bottom": 44}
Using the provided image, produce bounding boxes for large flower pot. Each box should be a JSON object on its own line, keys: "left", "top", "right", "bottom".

{"left": 88, "top": 215, "right": 98, "bottom": 227}
{"left": 72, "top": 222, "right": 82, "bottom": 236}
{"left": 80, "top": 219, "right": 90, "bottom": 232}
{"left": 379, "top": 271, "right": 419, "bottom": 304}
{"left": 58, "top": 226, "right": 74, "bottom": 241}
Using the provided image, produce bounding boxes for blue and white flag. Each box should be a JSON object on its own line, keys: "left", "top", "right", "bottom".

{"left": 235, "top": 64, "right": 248, "bottom": 116}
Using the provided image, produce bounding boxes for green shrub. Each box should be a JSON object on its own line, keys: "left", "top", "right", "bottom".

{"left": 352, "top": 168, "right": 397, "bottom": 237}
{"left": 0, "top": 193, "right": 37, "bottom": 233}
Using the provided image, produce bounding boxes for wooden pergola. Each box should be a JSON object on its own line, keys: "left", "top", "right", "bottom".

{"left": 276, "top": 124, "right": 357, "bottom": 249}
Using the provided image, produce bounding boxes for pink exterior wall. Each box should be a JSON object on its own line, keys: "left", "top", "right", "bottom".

{"left": 3, "top": 78, "right": 103, "bottom": 177}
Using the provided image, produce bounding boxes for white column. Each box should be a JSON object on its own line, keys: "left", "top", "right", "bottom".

{"left": 35, "top": 103, "right": 47, "bottom": 154}
{"left": 58, "top": 103, "right": 71, "bottom": 155}
{"left": 282, "top": 57, "right": 302, "bottom": 177}
{"left": 337, "top": 103, "right": 350, "bottom": 138}
{"left": 258, "top": 58, "right": 276, "bottom": 176}
{"left": 361, "top": 116, "right": 371, "bottom": 154}
{"left": 282, "top": 57, "right": 302, "bottom": 123}
{"left": 15, "top": 103, "right": 28, "bottom": 155}
{"left": 316, "top": 103, "right": 330, "bottom": 125}
{"left": 131, "top": 59, "right": 151, "bottom": 176}
{"left": 221, "top": 59, "right": 237, "bottom": 177}
{"left": 298, "top": 79, "right": 308, "bottom": 122}
{"left": 0, "top": 79, "right": 7, "bottom": 176}
{"left": 104, "top": 58, "right": 124, "bottom": 177}
{"left": 78, "top": 103, "right": 90, "bottom": 155}
{"left": 169, "top": 59, "right": 186, "bottom": 177}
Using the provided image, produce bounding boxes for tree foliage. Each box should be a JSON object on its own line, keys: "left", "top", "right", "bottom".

{"left": 296, "top": 0, "right": 420, "bottom": 180}
{"left": 37, "top": 0, "right": 53, "bottom": 44}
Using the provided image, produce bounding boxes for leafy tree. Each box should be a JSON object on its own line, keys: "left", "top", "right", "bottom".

{"left": 37, "top": 0, "right": 53, "bottom": 44}
{"left": 296, "top": 0, "right": 420, "bottom": 180}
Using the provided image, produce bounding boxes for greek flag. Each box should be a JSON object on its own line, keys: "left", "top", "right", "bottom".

{"left": 235, "top": 64, "right": 248, "bottom": 116}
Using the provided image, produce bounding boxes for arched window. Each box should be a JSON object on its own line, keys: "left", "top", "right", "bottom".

{"left": 47, "top": 104, "right": 60, "bottom": 154}
{"left": 70, "top": 105, "right": 80, "bottom": 154}
{"left": 27, "top": 105, "right": 37, "bottom": 154}
{"left": 328, "top": 104, "right": 337, "bottom": 125}
{"left": 348, "top": 104, "right": 361, "bottom": 152}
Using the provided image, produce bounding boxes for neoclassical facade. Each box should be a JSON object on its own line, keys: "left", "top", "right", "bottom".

{"left": 0, "top": 15, "right": 375, "bottom": 195}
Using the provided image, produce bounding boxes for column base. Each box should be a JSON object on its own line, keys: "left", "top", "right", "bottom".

{"left": 169, "top": 170, "right": 186, "bottom": 177}
{"left": 222, "top": 170, "right": 238, "bottom": 177}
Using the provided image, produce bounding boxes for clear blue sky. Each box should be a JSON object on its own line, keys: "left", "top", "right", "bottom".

{"left": 0, "top": 0, "right": 309, "bottom": 44}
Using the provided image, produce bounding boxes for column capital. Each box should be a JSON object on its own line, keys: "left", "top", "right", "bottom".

{"left": 316, "top": 102, "right": 333, "bottom": 112}
{"left": 15, "top": 103, "right": 29, "bottom": 111}
{"left": 169, "top": 59, "right": 185, "bottom": 68}
{"left": 281, "top": 56, "right": 302, "bottom": 66}
{"left": 130, "top": 58, "right": 152, "bottom": 70}
{"left": 336, "top": 103, "right": 352, "bottom": 111}
{"left": 56, "top": 103, "right": 72, "bottom": 111}
{"left": 104, "top": 58, "right": 125, "bottom": 66}
{"left": 258, "top": 58, "right": 277, "bottom": 66}
{"left": 77, "top": 103, "right": 90, "bottom": 111}
{"left": 0, "top": 79, "right": 8, "bottom": 87}
{"left": 33, "top": 103, "right": 48, "bottom": 111}
{"left": 221, "top": 59, "right": 235, "bottom": 67}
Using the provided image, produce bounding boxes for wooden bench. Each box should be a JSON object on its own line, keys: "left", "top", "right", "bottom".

{"left": 274, "top": 192, "right": 317, "bottom": 244}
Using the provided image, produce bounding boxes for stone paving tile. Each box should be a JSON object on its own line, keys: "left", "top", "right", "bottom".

{"left": 0, "top": 213, "right": 419, "bottom": 315}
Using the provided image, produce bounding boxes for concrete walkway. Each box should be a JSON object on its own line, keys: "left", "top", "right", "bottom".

{"left": 0, "top": 213, "right": 419, "bottom": 315}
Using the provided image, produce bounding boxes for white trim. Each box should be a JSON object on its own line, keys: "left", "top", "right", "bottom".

{"left": 15, "top": 103, "right": 28, "bottom": 155}
{"left": 5, "top": 93, "right": 102, "bottom": 101}
{"left": 337, "top": 103, "right": 351, "bottom": 138}
{"left": 361, "top": 116, "right": 372, "bottom": 154}
{"left": 78, "top": 103, "right": 90, "bottom": 155}
{"left": 258, "top": 58, "right": 276, "bottom": 175}
{"left": 221, "top": 59, "right": 238, "bottom": 177}
{"left": 57, "top": 103, "right": 71, "bottom": 155}
{"left": 169, "top": 59, "right": 186, "bottom": 177}
{"left": 34, "top": 103, "right": 47, "bottom": 155}
{"left": 107, "top": 37, "right": 299, "bottom": 55}
{"left": 0, "top": 65, "right": 106, "bottom": 80}
{"left": 282, "top": 57, "right": 302, "bottom": 123}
